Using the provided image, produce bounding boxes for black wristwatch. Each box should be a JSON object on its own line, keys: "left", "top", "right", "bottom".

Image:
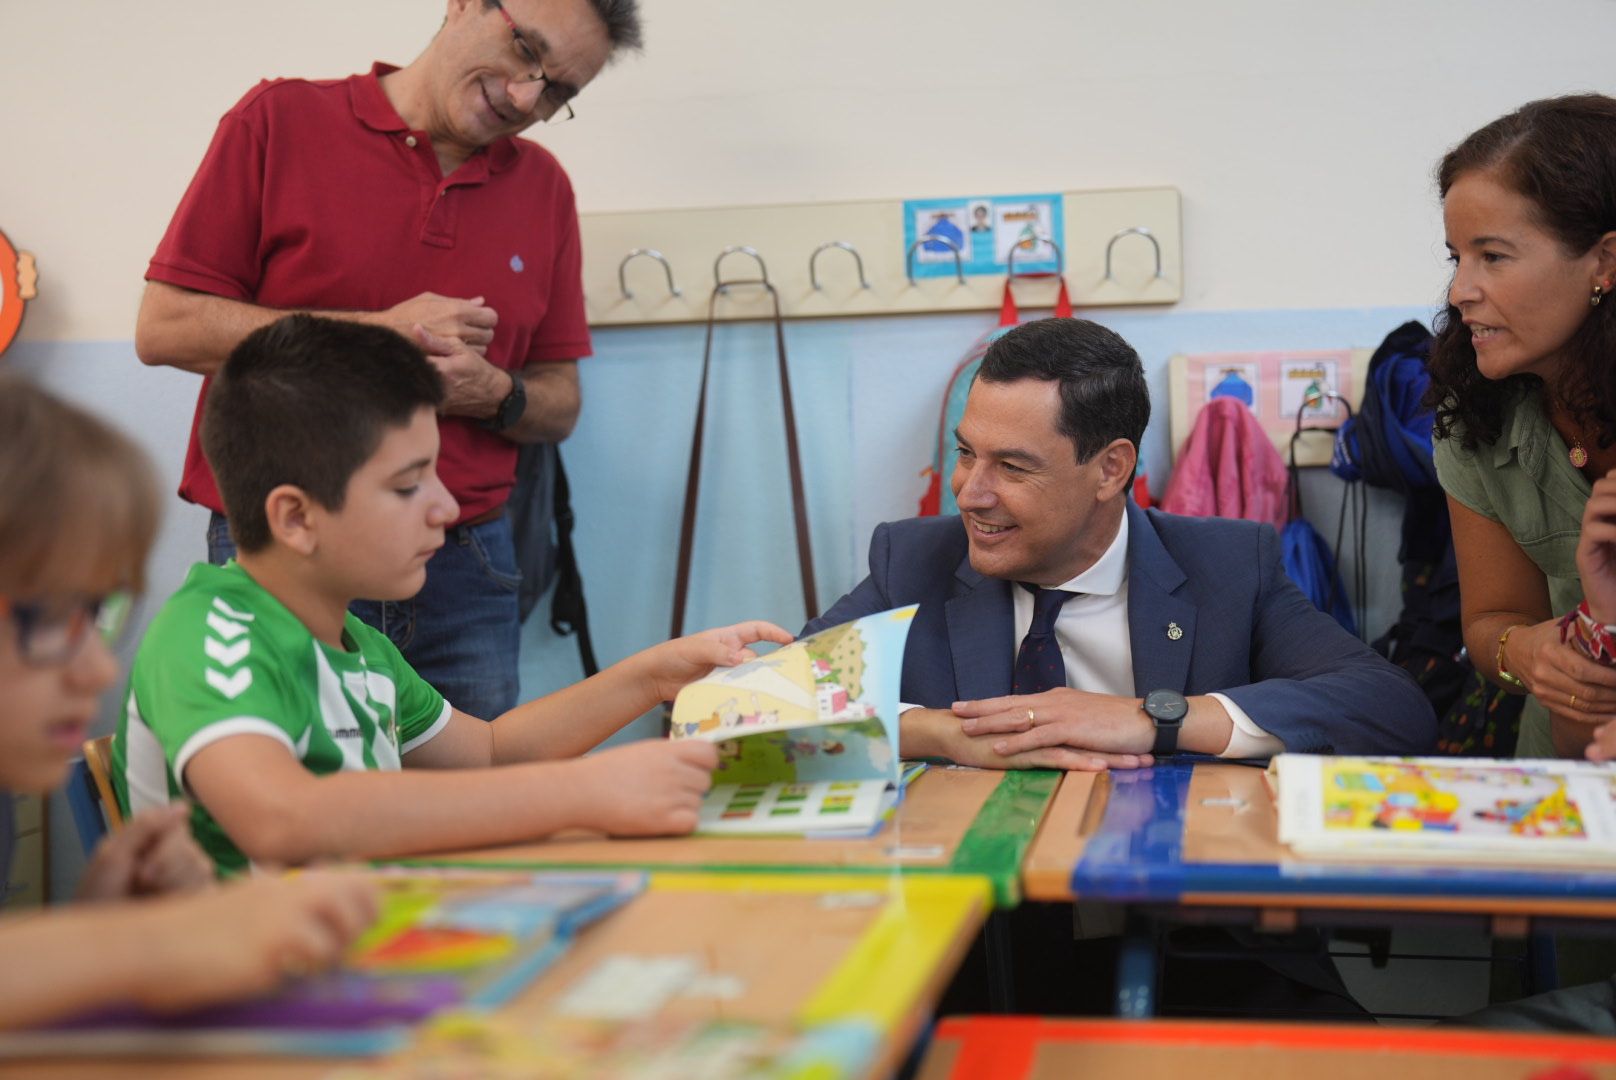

{"left": 480, "top": 370, "right": 527, "bottom": 432}
{"left": 1143, "top": 689, "right": 1189, "bottom": 756}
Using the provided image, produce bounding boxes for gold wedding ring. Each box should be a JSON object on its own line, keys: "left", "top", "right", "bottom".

{"left": 1027, "top": 709, "right": 1036, "bottom": 724}
{"left": 1571, "top": 692, "right": 1580, "bottom": 710}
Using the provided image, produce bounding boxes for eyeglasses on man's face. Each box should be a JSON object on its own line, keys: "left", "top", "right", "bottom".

{"left": 490, "top": 0, "right": 578, "bottom": 124}
{"left": 1, "top": 591, "right": 135, "bottom": 667}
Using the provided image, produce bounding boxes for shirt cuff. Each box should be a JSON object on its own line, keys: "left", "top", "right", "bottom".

{"left": 1207, "top": 692, "right": 1284, "bottom": 759}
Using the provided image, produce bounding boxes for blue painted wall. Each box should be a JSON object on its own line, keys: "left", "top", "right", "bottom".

{"left": 518, "top": 304, "right": 1433, "bottom": 740}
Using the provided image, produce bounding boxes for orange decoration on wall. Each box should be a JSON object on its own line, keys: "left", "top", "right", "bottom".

{"left": 0, "top": 228, "right": 38, "bottom": 356}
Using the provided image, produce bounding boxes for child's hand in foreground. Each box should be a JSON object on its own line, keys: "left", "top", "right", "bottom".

{"left": 1586, "top": 718, "right": 1616, "bottom": 763}
{"left": 78, "top": 803, "right": 214, "bottom": 901}
{"left": 570, "top": 740, "right": 719, "bottom": 837}
{"left": 130, "top": 872, "right": 380, "bottom": 1012}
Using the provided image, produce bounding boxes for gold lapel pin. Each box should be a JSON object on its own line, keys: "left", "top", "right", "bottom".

{"left": 1167, "top": 622, "right": 1183, "bottom": 641}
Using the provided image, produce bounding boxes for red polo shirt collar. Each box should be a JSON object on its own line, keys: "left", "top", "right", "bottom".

{"left": 349, "top": 62, "right": 519, "bottom": 175}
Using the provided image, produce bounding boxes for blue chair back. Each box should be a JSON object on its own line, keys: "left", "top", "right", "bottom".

{"left": 65, "top": 757, "right": 107, "bottom": 856}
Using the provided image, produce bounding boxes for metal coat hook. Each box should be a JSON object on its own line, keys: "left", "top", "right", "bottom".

{"left": 618, "top": 248, "right": 681, "bottom": 300}
{"left": 1294, "top": 388, "right": 1354, "bottom": 430}
{"left": 1104, "top": 227, "right": 1164, "bottom": 281}
{"left": 1006, "top": 235, "right": 1064, "bottom": 278}
{"left": 809, "top": 241, "right": 871, "bottom": 291}
{"left": 713, "top": 245, "right": 771, "bottom": 291}
{"left": 905, "top": 234, "right": 964, "bottom": 285}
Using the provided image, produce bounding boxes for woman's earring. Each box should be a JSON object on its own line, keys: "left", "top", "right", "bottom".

{"left": 1595, "top": 283, "right": 1606, "bottom": 308}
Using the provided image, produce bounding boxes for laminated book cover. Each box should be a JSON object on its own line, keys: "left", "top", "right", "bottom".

{"left": 670, "top": 606, "right": 916, "bottom": 835}
{"left": 0, "top": 870, "right": 645, "bottom": 1058}
{"left": 1271, "top": 754, "right": 1616, "bottom": 867}
{"left": 327, "top": 1013, "right": 880, "bottom": 1080}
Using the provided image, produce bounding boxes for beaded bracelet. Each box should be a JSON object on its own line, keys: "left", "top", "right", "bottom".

{"left": 1559, "top": 601, "right": 1616, "bottom": 667}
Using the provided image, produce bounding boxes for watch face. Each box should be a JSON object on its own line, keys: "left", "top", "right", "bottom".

{"left": 1144, "top": 689, "right": 1189, "bottom": 723}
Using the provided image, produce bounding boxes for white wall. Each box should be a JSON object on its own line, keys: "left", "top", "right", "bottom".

{"left": 5, "top": 0, "right": 1615, "bottom": 344}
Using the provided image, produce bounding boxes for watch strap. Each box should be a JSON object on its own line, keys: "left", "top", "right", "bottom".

{"left": 1143, "top": 689, "right": 1187, "bottom": 756}
{"left": 481, "top": 369, "right": 525, "bottom": 432}
{"left": 1150, "top": 716, "right": 1180, "bottom": 756}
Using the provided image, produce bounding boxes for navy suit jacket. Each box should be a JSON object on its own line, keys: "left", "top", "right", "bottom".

{"left": 803, "top": 501, "right": 1435, "bottom": 755}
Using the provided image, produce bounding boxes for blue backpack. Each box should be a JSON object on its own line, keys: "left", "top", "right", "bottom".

{"left": 1329, "top": 320, "right": 1521, "bottom": 754}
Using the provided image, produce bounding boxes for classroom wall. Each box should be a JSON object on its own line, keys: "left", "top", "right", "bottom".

{"left": 3, "top": 0, "right": 1613, "bottom": 896}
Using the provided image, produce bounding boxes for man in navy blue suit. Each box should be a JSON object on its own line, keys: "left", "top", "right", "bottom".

{"left": 805, "top": 318, "right": 1435, "bottom": 770}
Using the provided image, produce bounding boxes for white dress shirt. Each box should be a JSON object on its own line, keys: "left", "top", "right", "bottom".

{"left": 1009, "top": 511, "right": 1283, "bottom": 759}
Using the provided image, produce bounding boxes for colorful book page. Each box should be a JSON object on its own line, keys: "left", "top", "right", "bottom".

{"left": 0, "top": 870, "right": 645, "bottom": 1059}
{"left": 699, "top": 779, "right": 889, "bottom": 834}
{"left": 671, "top": 607, "right": 917, "bottom": 834}
{"left": 1274, "top": 755, "right": 1616, "bottom": 866}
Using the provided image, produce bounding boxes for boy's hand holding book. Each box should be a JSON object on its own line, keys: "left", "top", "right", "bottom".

{"left": 631, "top": 620, "right": 795, "bottom": 704}
{"left": 566, "top": 740, "right": 718, "bottom": 837}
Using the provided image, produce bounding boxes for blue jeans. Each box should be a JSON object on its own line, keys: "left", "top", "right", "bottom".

{"left": 207, "top": 511, "right": 522, "bottom": 721}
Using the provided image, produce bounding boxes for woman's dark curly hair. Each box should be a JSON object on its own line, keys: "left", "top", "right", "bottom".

{"left": 1424, "top": 94, "right": 1616, "bottom": 451}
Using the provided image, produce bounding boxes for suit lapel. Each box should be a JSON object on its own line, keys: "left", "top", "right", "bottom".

{"left": 945, "top": 559, "right": 1015, "bottom": 702}
{"left": 1124, "top": 502, "right": 1197, "bottom": 695}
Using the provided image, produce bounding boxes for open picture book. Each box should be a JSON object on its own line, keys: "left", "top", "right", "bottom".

{"left": 669, "top": 605, "right": 917, "bottom": 835}
{"left": 1270, "top": 754, "right": 1616, "bottom": 867}
{"left": 0, "top": 870, "right": 645, "bottom": 1058}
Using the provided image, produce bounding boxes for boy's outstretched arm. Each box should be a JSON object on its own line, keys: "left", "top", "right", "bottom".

{"left": 0, "top": 872, "right": 377, "bottom": 1029}
{"left": 186, "top": 734, "right": 719, "bottom": 865}
{"left": 410, "top": 620, "right": 793, "bottom": 768}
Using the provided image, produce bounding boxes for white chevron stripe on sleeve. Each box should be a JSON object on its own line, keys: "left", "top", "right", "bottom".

{"left": 205, "top": 666, "right": 254, "bottom": 699}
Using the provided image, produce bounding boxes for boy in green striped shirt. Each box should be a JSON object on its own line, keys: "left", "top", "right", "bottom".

{"left": 114, "top": 315, "right": 788, "bottom": 874}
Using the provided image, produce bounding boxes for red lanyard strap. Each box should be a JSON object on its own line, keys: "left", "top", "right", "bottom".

{"left": 999, "top": 274, "right": 1073, "bottom": 325}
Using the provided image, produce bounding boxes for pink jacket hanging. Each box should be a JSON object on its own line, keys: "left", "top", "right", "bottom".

{"left": 1160, "top": 396, "right": 1289, "bottom": 531}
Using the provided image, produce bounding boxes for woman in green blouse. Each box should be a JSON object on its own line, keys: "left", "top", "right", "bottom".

{"left": 1428, "top": 94, "right": 1616, "bottom": 759}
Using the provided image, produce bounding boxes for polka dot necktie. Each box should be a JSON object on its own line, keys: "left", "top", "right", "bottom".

{"left": 1012, "top": 586, "right": 1077, "bottom": 695}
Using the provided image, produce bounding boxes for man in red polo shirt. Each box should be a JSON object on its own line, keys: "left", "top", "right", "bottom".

{"left": 134, "top": 0, "right": 639, "bottom": 721}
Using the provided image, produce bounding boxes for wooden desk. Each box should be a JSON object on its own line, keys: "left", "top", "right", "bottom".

{"left": 915, "top": 1017, "right": 1616, "bottom": 1080}
{"left": 1023, "top": 762, "right": 1616, "bottom": 1018}
{"left": 403, "top": 766, "right": 1059, "bottom": 908}
{"left": 1024, "top": 762, "right": 1616, "bottom": 922}
{"left": 0, "top": 872, "right": 991, "bottom": 1080}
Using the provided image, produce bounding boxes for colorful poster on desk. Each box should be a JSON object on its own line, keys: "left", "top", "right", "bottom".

{"left": 670, "top": 606, "right": 916, "bottom": 835}
{"left": 0, "top": 870, "right": 645, "bottom": 1058}
{"left": 1272, "top": 755, "right": 1616, "bottom": 867}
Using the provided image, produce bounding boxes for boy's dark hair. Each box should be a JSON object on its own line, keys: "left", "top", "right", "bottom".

{"left": 202, "top": 315, "right": 444, "bottom": 553}
{"left": 977, "top": 317, "right": 1151, "bottom": 466}
{"left": 1423, "top": 93, "right": 1616, "bottom": 451}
